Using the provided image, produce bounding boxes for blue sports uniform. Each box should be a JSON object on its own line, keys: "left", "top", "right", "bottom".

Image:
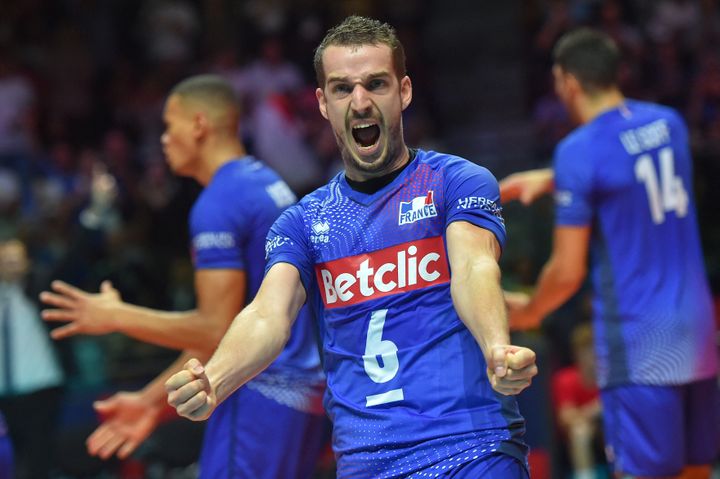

{"left": 553, "top": 100, "right": 719, "bottom": 476}
{"left": 265, "top": 149, "right": 528, "bottom": 479}
{"left": 189, "top": 158, "right": 326, "bottom": 479}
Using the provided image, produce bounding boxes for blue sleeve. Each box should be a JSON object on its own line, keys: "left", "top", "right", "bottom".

{"left": 444, "top": 158, "right": 506, "bottom": 248}
{"left": 553, "top": 138, "right": 594, "bottom": 226}
{"left": 264, "top": 204, "right": 315, "bottom": 295}
{"left": 190, "top": 195, "right": 248, "bottom": 270}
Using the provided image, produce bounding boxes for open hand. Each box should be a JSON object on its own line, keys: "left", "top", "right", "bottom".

{"left": 87, "top": 391, "right": 162, "bottom": 460}
{"left": 40, "top": 280, "right": 121, "bottom": 339}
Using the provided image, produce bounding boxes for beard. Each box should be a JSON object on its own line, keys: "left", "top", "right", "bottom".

{"left": 336, "top": 101, "right": 405, "bottom": 177}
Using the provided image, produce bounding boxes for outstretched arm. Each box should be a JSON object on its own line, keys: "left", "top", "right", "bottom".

{"left": 446, "top": 221, "right": 537, "bottom": 395}
{"left": 499, "top": 168, "right": 554, "bottom": 205}
{"left": 41, "top": 268, "right": 246, "bottom": 353}
{"left": 506, "top": 225, "right": 590, "bottom": 330}
{"left": 166, "top": 262, "right": 306, "bottom": 420}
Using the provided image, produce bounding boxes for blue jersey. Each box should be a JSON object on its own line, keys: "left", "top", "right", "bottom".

{"left": 190, "top": 157, "right": 324, "bottom": 413}
{"left": 265, "top": 150, "right": 527, "bottom": 478}
{"left": 553, "top": 100, "right": 718, "bottom": 388}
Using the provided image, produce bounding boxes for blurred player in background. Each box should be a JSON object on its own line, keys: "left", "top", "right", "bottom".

{"left": 166, "top": 16, "right": 537, "bottom": 479}
{"left": 501, "top": 28, "right": 719, "bottom": 479}
{"left": 40, "top": 74, "right": 326, "bottom": 479}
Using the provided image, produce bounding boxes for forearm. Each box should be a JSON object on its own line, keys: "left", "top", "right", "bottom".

{"left": 110, "top": 304, "right": 222, "bottom": 352}
{"left": 525, "top": 256, "right": 583, "bottom": 320}
{"left": 205, "top": 305, "right": 291, "bottom": 404}
{"left": 451, "top": 257, "right": 509, "bottom": 358}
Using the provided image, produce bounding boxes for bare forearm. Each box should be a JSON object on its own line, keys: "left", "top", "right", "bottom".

{"left": 205, "top": 305, "right": 291, "bottom": 404}
{"left": 526, "top": 257, "right": 583, "bottom": 320}
{"left": 110, "top": 304, "right": 222, "bottom": 352}
{"left": 451, "top": 257, "right": 509, "bottom": 357}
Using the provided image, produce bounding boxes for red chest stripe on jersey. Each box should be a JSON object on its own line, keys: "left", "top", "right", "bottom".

{"left": 315, "top": 236, "right": 450, "bottom": 308}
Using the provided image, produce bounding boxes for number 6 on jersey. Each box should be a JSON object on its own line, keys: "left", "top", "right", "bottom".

{"left": 363, "top": 309, "right": 404, "bottom": 407}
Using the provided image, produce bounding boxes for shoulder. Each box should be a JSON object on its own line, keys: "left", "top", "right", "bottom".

{"left": 272, "top": 180, "right": 336, "bottom": 227}
{"left": 419, "top": 149, "right": 497, "bottom": 182}
{"left": 629, "top": 100, "right": 688, "bottom": 133}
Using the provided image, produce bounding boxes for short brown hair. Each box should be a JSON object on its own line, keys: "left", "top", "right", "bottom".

{"left": 313, "top": 16, "right": 406, "bottom": 87}
{"left": 553, "top": 28, "right": 620, "bottom": 94}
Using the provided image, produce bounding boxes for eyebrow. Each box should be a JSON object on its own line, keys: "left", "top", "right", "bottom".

{"left": 326, "top": 70, "right": 392, "bottom": 85}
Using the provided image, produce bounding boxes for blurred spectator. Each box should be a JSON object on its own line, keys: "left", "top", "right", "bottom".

{"left": 252, "top": 91, "right": 325, "bottom": 195}
{"left": 531, "top": 76, "right": 573, "bottom": 160}
{"left": 0, "top": 169, "right": 22, "bottom": 240}
{"left": 551, "top": 322, "right": 604, "bottom": 479}
{"left": 0, "top": 48, "right": 36, "bottom": 156}
{"left": 534, "top": 0, "right": 577, "bottom": 56}
{"left": 0, "top": 238, "right": 64, "bottom": 479}
{"left": 597, "top": 0, "right": 644, "bottom": 61}
{"left": 646, "top": 0, "right": 702, "bottom": 51}
{"left": 137, "top": 0, "right": 200, "bottom": 66}
{"left": 688, "top": 50, "right": 720, "bottom": 149}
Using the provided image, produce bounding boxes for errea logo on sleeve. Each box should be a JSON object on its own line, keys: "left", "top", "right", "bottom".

{"left": 398, "top": 190, "right": 438, "bottom": 225}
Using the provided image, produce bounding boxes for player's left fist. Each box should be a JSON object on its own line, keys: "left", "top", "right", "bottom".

{"left": 166, "top": 358, "right": 217, "bottom": 421}
{"left": 487, "top": 345, "right": 537, "bottom": 396}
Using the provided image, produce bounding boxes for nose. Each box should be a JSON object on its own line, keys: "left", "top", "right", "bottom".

{"left": 350, "top": 84, "right": 372, "bottom": 116}
{"left": 161, "top": 132, "right": 169, "bottom": 147}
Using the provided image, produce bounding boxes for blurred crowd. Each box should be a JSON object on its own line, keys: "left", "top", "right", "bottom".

{"left": 0, "top": 0, "right": 718, "bottom": 478}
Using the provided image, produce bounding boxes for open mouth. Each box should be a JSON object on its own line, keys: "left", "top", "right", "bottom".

{"left": 351, "top": 123, "right": 381, "bottom": 149}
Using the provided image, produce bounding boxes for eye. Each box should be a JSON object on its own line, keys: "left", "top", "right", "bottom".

{"left": 332, "top": 84, "right": 352, "bottom": 95}
{"left": 367, "top": 79, "right": 387, "bottom": 91}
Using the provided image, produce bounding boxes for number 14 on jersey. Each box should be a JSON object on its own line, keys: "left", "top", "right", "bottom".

{"left": 635, "top": 146, "right": 688, "bottom": 224}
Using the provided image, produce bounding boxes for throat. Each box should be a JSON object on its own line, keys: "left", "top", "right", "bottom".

{"left": 345, "top": 148, "right": 417, "bottom": 194}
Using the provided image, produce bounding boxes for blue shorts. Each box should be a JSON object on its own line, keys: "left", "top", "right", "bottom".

{"left": 409, "top": 452, "right": 527, "bottom": 478}
{"left": 199, "top": 386, "right": 327, "bottom": 479}
{"left": 601, "top": 377, "right": 720, "bottom": 477}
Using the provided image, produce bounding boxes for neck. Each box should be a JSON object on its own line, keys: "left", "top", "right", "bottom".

{"left": 195, "top": 139, "right": 246, "bottom": 186}
{"left": 577, "top": 88, "right": 625, "bottom": 124}
{"left": 345, "top": 145, "right": 410, "bottom": 182}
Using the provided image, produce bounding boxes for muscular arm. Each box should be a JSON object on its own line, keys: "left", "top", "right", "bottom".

{"left": 111, "top": 269, "right": 246, "bottom": 352}
{"left": 446, "top": 221, "right": 508, "bottom": 354}
{"left": 510, "top": 225, "right": 590, "bottom": 329}
{"left": 166, "top": 262, "right": 306, "bottom": 419}
{"left": 446, "top": 221, "right": 537, "bottom": 395}
{"left": 42, "top": 269, "right": 246, "bottom": 353}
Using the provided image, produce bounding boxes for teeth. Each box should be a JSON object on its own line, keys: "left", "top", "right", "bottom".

{"left": 352, "top": 123, "right": 375, "bottom": 130}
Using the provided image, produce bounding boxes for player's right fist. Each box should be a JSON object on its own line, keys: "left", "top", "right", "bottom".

{"left": 166, "top": 358, "right": 216, "bottom": 421}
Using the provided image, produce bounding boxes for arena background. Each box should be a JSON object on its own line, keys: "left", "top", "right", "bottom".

{"left": 0, "top": 0, "right": 718, "bottom": 477}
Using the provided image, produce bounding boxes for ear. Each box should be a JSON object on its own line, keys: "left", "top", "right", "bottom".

{"left": 400, "top": 76, "right": 412, "bottom": 111}
{"left": 316, "top": 87, "right": 328, "bottom": 120}
{"left": 565, "top": 73, "right": 582, "bottom": 96}
{"left": 192, "top": 112, "right": 209, "bottom": 139}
